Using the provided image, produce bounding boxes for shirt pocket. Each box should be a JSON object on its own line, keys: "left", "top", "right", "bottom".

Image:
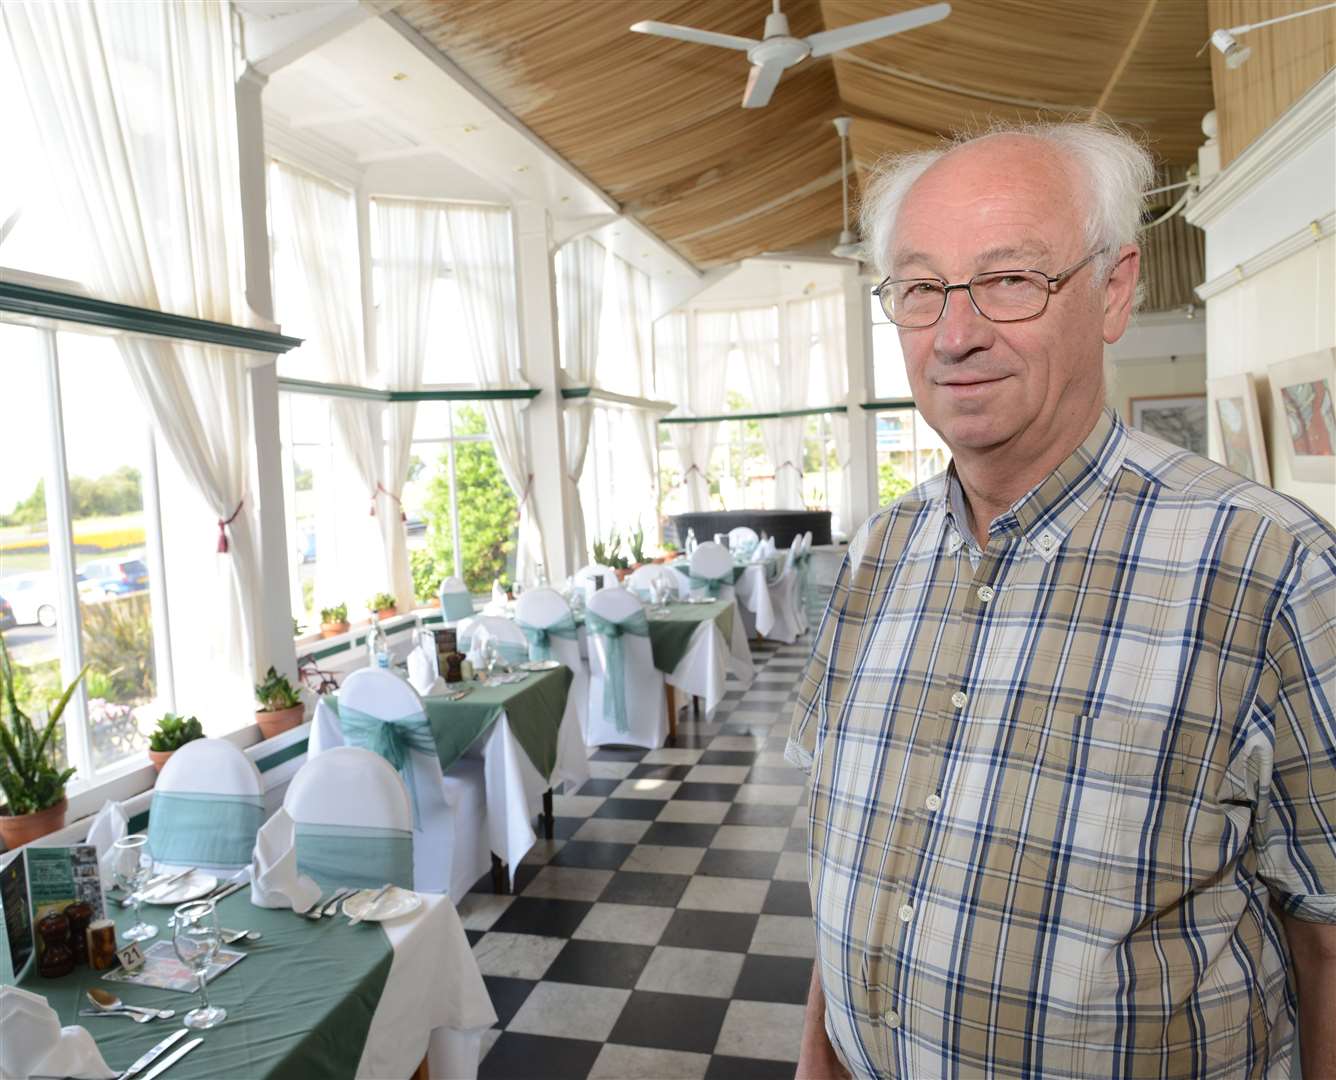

{"left": 1005, "top": 710, "right": 1193, "bottom": 900}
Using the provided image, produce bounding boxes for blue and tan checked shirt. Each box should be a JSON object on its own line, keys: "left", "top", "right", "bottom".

{"left": 788, "top": 409, "right": 1336, "bottom": 1078}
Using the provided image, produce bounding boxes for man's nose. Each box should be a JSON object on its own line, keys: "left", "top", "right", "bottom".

{"left": 933, "top": 285, "right": 993, "bottom": 361}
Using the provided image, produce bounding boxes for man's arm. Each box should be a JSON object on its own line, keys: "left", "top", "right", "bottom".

{"left": 1281, "top": 914, "right": 1336, "bottom": 1079}
{"left": 797, "top": 965, "right": 849, "bottom": 1080}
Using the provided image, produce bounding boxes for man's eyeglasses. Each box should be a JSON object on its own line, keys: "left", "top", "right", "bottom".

{"left": 871, "top": 249, "right": 1106, "bottom": 328}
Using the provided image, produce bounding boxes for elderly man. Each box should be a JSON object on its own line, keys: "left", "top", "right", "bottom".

{"left": 788, "top": 123, "right": 1335, "bottom": 1079}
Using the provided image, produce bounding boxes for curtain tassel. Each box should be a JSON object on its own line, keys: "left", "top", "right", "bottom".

{"left": 217, "top": 498, "right": 244, "bottom": 554}
{"left": 373, "top": 483, "right": 407, "bottom": 522}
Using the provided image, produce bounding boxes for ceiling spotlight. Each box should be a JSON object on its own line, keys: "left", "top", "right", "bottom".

{"left": 1203, "top": 1, "right": 1335, "bottom": 71}
{"left": 1209, "top": 29, "right": 1250, "bottom": 69}
{"left": 392, "top": 72, "right": 408, "bottom": 81}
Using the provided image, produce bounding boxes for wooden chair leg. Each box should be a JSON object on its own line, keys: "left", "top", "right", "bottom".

{"left": 412, "top": 1054, "right": 430, "bottom": 1080}
{"left": 542, "top": 788, "right": 555, "bottom": 840}
{"left": 490, "top": 853, "right": 509, "bottom": 895}
{"left": 665, "top": 684, "right": 678, "bottom": 744}
{"left": 692, "top": 695, "right": 700, "bottom": 717}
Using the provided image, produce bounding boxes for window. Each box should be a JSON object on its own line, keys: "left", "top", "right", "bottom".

{"left": 870, "top": 291, "right": 912, "bottom": 400}
{"left": 579, "top": 406, "right": 657, "bottom": 559}
{"left": 0, "top": 324, "right": 172, "bottom": 796}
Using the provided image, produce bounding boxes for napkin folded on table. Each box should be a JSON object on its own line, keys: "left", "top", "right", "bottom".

{"left": 0, "top": 986, "right": 114, "bottom": 1080}
{"left": 249, "top": 808, "right": 322, "bottom": 913}
{"left": 85, "top": 799, "right": 128, "bottom": 891}
{"left": 407, "top": 644, "right": 438, "bottom": 696}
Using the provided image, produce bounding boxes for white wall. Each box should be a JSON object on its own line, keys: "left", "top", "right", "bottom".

{"left": 1108, "top": 354, "right": 1207, "bottom": 425}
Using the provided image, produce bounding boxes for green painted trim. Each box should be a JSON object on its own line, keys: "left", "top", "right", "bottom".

{"left": 561, "top": 387, "right": 592, "bottom": 399}
{"left": 300, "top": 611, "right": 449, "bottom": 661}
{"left": 128, "top": 810, "right": 149, "bottom": 833}
{"left": 0, "top": 282, "right": 304, "bottom": 354}
{"left": 659, "top": 404, "right": 848, "bottom": 425}
{"left": 860, "top": 398, "right": 917, "bottom": 411}
{"left": 277, "top": 377, "right": 539, "bottom": 403}
{"left": 256, "top": 738, "right": 309, "bottom": 773}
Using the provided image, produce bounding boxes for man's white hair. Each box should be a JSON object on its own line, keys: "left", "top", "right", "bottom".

{"left": 858, "top": 120, "right": 1155, "bottom": 284}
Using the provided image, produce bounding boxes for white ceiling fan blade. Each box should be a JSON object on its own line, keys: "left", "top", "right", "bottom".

{"left": 742, "top": 60, "right": 785, "bottom": 108}
{"left": 629, "top": 21, "right": 758, "bottom": 52}
{"left": 805, "top": 2, "right": 951, "bottom": 58}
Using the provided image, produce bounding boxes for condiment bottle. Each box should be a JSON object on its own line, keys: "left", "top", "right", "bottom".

{"left": 37, "top": 912, "right": 75, "bottom": 977}
{"left": 86, "top": 919, "right": 118, "bottom": 972}
{"left": 63, "top": 901, "right": 94, "bottom": 965}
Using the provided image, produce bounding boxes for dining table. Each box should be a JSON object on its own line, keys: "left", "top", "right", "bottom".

{"left": 671, "top": 554, "right": 789, "bottom": 639}
{"left": 21, "top": 884, "right": 495, "bottom": 1079}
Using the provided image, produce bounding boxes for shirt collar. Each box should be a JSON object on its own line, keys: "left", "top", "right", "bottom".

{"left": 941, "top": 408, "right": 1127, "bottom": 562}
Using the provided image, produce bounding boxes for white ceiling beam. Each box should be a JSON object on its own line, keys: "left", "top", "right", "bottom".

{"left": 552, "top": 214, "right": 620, "bottom": 249}
{"left": 355, "top": 144, "right": 429, "bottom": 165}
{"left": 289, "top": 104, "right": 379, "bottom": 130}
{"left": 239, "top": 0, "right": 392, "bottom": 77}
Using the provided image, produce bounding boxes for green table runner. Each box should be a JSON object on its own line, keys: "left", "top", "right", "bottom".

{"left": 25, "top": 890, "right": 392, "bottom": 1080}
{"left": 670, "top": 556, "right": 779, "bottom": 585}
{"left": 646, "top": 599, "right": 734, "bottom": 673}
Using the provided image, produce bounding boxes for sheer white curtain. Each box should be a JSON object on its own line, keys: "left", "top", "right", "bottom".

{"left": 556, "top": 237, "right": 606, "bottom": 565}
{"left": 270, "top": 162, "right": 387, "bottom": 613}
{"left": 375, "top": 197, "right": 443, "bottom": 608}
{"left": 659, "top": 311, "right": 731, "bottom": 512}
{"left": 4, "top": 0, "right": 265, "bottom": 725}
{"left": 599, "top": 255, "right": 654, "bottom": 396}
{"left": 814, "top": 292, "right": 852, "bottom": 534}
{"left": 441, "top": 203, "right": 542, "bottom": 582}
{"left": 739, "top": 306, "right": 807, "bottom": 508}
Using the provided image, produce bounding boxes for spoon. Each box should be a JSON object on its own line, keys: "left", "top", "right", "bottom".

{"left": 85, "top": 988, "right": 175, "bottom": 1020}
{"left": 78, "top": 1007, "right": 153, "bottom": 1025}
{"left": 221, "top": 928, "right": 262, "bottom": 944}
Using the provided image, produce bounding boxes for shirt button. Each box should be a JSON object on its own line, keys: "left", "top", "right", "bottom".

{"left": 1037, "top": 532, "right": 1056, "bottom": 552}
{"left": 976, "top": 585, "right": 995, "bottom": 602}
{"left": 925, "top": 793, "right": 942, "bottom": 811}
{"left": 950, "top": 690, "right": 967, "bottom": 709}
{"left": 898, "top": 903, "right": 914, "bottom": 922}
{"left": 885, "top": 1009, "right": 902, "bottom": 1029}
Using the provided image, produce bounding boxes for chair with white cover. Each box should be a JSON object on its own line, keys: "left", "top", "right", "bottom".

{"left": 727, "top": 526, "right": 759, "bottom": 556}
{"left": 148, "top": 738, "right": 263, "bottom": 881}
{"left": 464, "top": 614, "right": 529, "bottom": 667}
{"left": 283, "top": 745, "right": 417, "bottom": 891}
{"left": 687, "top": 541, "right": 736, "bottom": 602}
{"left": 626, "top": 563, "right": 686, "bottom": 602}
{"left": 765, "top": 534, "right": 805, "bottom": 644}
{"left": 515, "top": 587, "right": 591, "bottom": 781}
{"left": 309, "top": 669, "right": 490, "bottom": 897}
{"left": 438, "top": 575, "right": 475, "bottom": 625}
{"left": 573, "top": 563, "right": 619, "bottom": 602}
{"left": 796, "top": 531, "right": 815, "bottom": 632}
{"left": 584, "top": 586, "right": 667, "bottom": 750}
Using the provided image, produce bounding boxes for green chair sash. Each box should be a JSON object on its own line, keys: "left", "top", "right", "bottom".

{"left": 584, "top": 608, "right": 651, "bottom": 734}
{"left": 294, "top": 822, "right": 413, "bottom": 890}
{"left": 440, "top": 590, "right": 474, "bottom": 621}
{"left": 332, "top": 702, "right": 437, "bottom": 829}
{"left": 148, "top": 791, "right": 263, "bottom": 872}
{"left": 516, "top": 614, "right": 579, "bottom": 662}
{"left": 688, "top": 573, "right": 729, "bottom": 598}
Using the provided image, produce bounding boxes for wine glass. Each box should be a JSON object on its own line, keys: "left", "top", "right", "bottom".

{"left": 112, "top": 835, "right": 157, "bottom": 942}
{"left": 481, "top": 638, "right": 498, "bottom": 678}
{"left": 172, "top": 899, "right": 226, "bottom": 1029}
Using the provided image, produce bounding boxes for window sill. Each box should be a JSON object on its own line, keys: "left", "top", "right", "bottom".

{"left": 293, "top": 605, "right": 446, "bottom": 663}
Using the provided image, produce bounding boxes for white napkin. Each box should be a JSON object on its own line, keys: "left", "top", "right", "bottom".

{"left": 0, "top": 986, "right": 114, "bottom": 1080}
{"left": 84, "top": 799, "right": 128, "bottom": 891}
{"left": 491, "top": 579, "right": 507, "bottom": 607}
{"left": 249, "top": 808, "right": 321, "bottom": 913}
{"left": 407, "top": 644, "right": 437, "bottom": 696}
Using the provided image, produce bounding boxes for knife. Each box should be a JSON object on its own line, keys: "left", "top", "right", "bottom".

{"left": 138, "top": 1036, "right": 203, "bottom": 1080}
{"left": 114, "top": 1026, "right": 188, "bottom": 1080}
{"left": 348, "top": 883, "right": 393, "bottom": 925}
{"left": 124, "top": 867, "right": 196, "bottom": 906}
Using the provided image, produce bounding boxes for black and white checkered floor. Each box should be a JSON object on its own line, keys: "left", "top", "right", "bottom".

{"left": 459, "top": 637, "right": 812, "bottom": 1079}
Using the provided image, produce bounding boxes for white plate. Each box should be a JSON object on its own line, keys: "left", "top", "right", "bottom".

{"left": 684, "top": 596, "right": 715, "bottom": 604}
{"left": 144, "top": 871, "right": 219, "bottom": 906}
{"left": 342, "top": 886, "right": 422, "bottom": 923}
{"left": 519, "top": 659, "right": 561, "bottom": 671}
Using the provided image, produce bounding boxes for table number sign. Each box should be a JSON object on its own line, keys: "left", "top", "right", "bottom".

{"left": 115, "top": 940, "right": 146, "bottom": 973}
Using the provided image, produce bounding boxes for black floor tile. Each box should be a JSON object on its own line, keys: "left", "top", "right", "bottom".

{"left": 705, "top": 1054, "right": 799, "bottom": 1079}
{"left": 640, "top": 821, "right": 720, "bottom": 848}
{"left": 598, "top": 870, "right": 690, "bottom": 908}
{"left": 549, "top": 816, "right": 585, "bottom": 840}
{"left": 542, "top": 938, "right": 654, "bottom": 989}
{"left": 784, "top": 827, "right": 807, "bottom": 852}
{"left": 510, "top": 864, "right": 542, "bottom": 893}
{"left": 591, "top": 747, "right": 648, "bottom": 762}
{"left": 659, "top": 909, "right": 759, "bottom": 953}
{"left": 483, "top": 976, "right": 536, "bottom": 1028}
{"left": 551, "top": 841, "right": 636, "bottom": 871}
{"left": 490, "top": 897, "right": 594, "bottom": 938}
{"left": 480, "top": 1033, "right": 603, "bottom": 1080}
{"left": 592, "top": 798, "right": 664, "bottom": 821}
{"left": 608, "top": 990, "right": 730, "bottom": 1055}
{"left": 674, "top": 782, "right": 741, "bottom": 802}
{"left": 697, "top": 849, "right": 780, "bottom": 880}
{"left": 720, "top": 722, "right": 777, "bottom": 736}
{"left": 723, "top": 803, "right": 796, "bottom": 827}
{"left": 697, "top": 750, "right": 759, "bottom": 766}
{"left": 762, "top": 880, "right": 812, "bottom": 917}
{"left": 733, "top": 954, "right": 814, "bottom": 1005}
{"left": 576, "top": 778, "right": 622, "bottom": 797}
{"left": 627, "top": 763, "right": 693, "bottom": 781}
{"left": 466, "top": 928, "right": 485, "bottom": 948}
{"left": 665, "top": 731, "right": 715, "bottom": 749}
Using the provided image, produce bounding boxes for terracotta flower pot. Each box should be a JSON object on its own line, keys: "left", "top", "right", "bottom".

{"left": 375, "top": 607, "right": 397, "bottom": 620}
{"left": 425, "top": 597, "right": 441, "bottom": 608}
{"left": 256, "top": 704, "right": 305, "bottom": 740}
{"left": 0, "top": 797, "right": 68, "bottom": 849}
{"left": 148, "top": 749, "right": 174, "bottom": 773}
{"left": 320, "top": 620, "right": 350, "bottom": 639}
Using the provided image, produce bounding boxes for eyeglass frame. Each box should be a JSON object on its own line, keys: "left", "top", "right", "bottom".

{"left": 871, "top": 248, "right": 1108, "bottom": 328}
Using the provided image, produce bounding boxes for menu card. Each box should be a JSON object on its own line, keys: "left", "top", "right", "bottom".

{"left": 0, "top": 844, "right": 104, "bottom": 982}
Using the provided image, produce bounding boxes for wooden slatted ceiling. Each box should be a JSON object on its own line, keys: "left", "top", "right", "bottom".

{"left": 395, "top": 0, "right": 1214, "bottom": 270}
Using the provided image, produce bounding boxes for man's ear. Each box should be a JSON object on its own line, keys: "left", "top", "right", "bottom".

{"left": 1102, "top": 244, "right": 1141, "bottom": 345}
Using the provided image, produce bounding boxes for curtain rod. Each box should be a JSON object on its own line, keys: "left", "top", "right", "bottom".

{"left": 276, "top": 377, "right": 540, "bottom": 402}
{"left": 660, "top": 404, "right": 849, "bottom": 425}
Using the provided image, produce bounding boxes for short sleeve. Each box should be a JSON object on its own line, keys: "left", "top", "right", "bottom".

{"left": 1254, "top": 542, "right": 1336, "bottom": 923}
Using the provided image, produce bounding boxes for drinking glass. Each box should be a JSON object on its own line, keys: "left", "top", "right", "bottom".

{"left": 172, "top": 899, "right": 226, "bottom": 1029}
{"left": 482, "top": 638, "right": 498, "bottom": 678}
{"left": 112, "top": 834, "right": 158, "bottom": 942}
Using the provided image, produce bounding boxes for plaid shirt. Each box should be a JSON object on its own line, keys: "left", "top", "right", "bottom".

{"left": 788, "top": 409, "right": 1336, "bottom": 1079}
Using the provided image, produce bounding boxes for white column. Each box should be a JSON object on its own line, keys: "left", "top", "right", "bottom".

{"left": 512, "top": 200, "right": 574, "bottom": 578}
{"left": 235, "top": 66, "right": 273, "bottom": 324}
{"left": 843, "top": 265, "right": 876, "bottom": 531}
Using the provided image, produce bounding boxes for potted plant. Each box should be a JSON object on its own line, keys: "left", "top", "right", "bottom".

{"left": 254, "top": 666, "right": 304, "bottom": 740}
{"left": 0, "top": 637, "right": 86, "bottom": 848}
{"left": 627, "top": 525, "right": 648, "bottom": 569}
{"left": 368, "top": 592, "right": 397, "bottom": 620}
{"left": 146, "top": 712, "right": 203, "bottom": 772}
{"left": 319, "top": 603, "right": 349, "bottom": 638}
{"left": 656, "top": 540, "right": 679, "bottom": 564}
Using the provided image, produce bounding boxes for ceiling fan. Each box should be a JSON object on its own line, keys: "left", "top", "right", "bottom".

{"left": 630, "top": 1, "right": 952, "bottom": 109}
{"left": 830, "top": 116, "right": 862, "bottom": 261}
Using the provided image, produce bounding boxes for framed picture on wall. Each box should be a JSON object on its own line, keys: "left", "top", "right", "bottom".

{"left": 1206, "top": 373, "right": 1270, "bottom": 486}
{"left": 1266, "top": 348, "right": 1336, "bottom": 484}
{"left": 1129, "top": 394, "right": 1208, "bottom": 455}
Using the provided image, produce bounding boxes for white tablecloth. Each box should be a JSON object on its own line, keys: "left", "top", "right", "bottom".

{"left": 733, "top": 563, "right": 778, "bottom": 637}
{"left": 664, "top": 600, "right": 755, "bottom": 711}
{"left": 358, "top": 892, "right": 496, "bottom": 1079}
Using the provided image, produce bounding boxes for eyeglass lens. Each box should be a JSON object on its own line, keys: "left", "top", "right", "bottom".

{"left": 883, "top": 270, "right": 1050, "bottom": 327}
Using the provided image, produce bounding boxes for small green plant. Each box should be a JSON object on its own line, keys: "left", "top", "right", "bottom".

{"left": 628, "top": 524, "right": 647, "bottom": 564}
{"left": 320, "top": 603, "right": 348, "bottom": 625}
{"left": 411, "top": 548, "right": 444, "bottom": 603}
{"left": 255, "top": 666, "right": 301, "bottom": 712}
{"left": 291, "top": 617, "right": 302, "bottom": 638}
{"left": 662, "top": 540, "right": 680, "bottom": 553}
{"left": 592, "top": 529, "right": 630, "bottom": 570}
{"left": 0, "top": 636, "right": 85, "bottom": 815}
{"left": 368, "top": 592, "right": 397, "bottom": 613}
{"left": 148, "top": 712, "right": 203, "bottom": 753}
